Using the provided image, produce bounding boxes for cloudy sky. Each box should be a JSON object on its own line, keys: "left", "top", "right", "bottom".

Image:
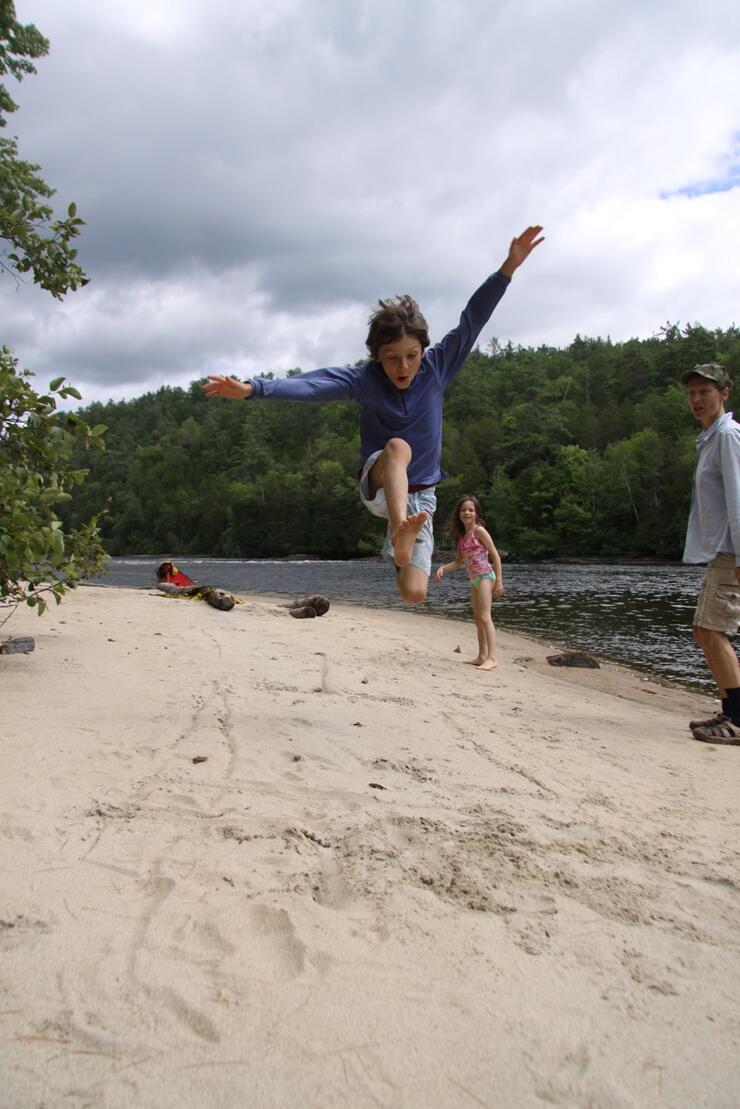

{"left": 3, "top": 0, "right": 739, "bottom": 404}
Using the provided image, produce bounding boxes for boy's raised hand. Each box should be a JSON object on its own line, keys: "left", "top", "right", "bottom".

{"left": 202, "top": 375, "right": 253, "bottom": 400}
{"left": 500, "top": 225, "right": 544, "bottom": 277}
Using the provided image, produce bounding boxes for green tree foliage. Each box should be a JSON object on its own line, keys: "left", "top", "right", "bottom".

{"left": 0, "top": 1, "right": 87, "bottom": 296}
{"left": 0, "top": 353, "right": 107, "bottom": 615}
{"left": 60, "top": 323, "right": 739, "bottom": 563}
{"left": 0, "top": 2, "right": 106, "bottom": 619}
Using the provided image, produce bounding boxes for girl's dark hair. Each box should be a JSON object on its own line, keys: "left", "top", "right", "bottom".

{"left": 366, "top": 295, "right": 430, "bottom": 359}
{"left": 445, "top": 494, "right": 484, "bottom": 545}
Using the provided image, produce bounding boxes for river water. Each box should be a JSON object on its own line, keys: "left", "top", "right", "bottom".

{"left": 90, "top": 557, "right": 719, "bottom": 691}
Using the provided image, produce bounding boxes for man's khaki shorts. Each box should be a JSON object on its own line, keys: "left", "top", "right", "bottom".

{"left": 693, "top": 553, "right": 740, "bottom": 634}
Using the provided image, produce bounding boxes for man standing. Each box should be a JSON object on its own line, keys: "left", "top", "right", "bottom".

{"left": 682, "top": 364, "right": 740, "bottom": 744}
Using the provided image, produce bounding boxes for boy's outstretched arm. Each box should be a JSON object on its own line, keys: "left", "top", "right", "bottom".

{"left": 499, "top": 225, "right": 544, "bottom": 278}
{"left": 203, "top": 365, "right": 361, "bottom": 404}
{"left": 203, "top": 375, "right": 253, "bottom": 400}
{"left": 427, "top": 224, "right": 544, "bottom": 388}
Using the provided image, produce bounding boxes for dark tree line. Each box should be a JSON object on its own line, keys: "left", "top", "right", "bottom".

{"left": 60, "top": 322, "right": 740, "bottom": 561}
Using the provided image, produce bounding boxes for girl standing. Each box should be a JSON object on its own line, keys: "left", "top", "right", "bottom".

{"left": 435, "top": 495, "right": 504, "bottom": 670}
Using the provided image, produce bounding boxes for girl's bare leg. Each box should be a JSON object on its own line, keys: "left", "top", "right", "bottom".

{"left": 472, "top": 579, "right": 497, "bottom": 670}
{"left": 464, "top": 585, "right": 487, "bottom": 663}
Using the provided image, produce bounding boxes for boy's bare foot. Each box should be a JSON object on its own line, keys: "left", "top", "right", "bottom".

{"left": 464, "top": 657, "right": 485, "bottom": 666}
{"left": 475, "top": 659, "right": 498, "bottom": 671}
{"left": 392, "top": 512, "right": 428, "bottom": 568}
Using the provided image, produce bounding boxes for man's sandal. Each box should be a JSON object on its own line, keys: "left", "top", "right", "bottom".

{"left": 688, "top": 711, "right": 727, "bottom": 731}
{"left": 691, "top": 718, "right": 740, "bottom": 745}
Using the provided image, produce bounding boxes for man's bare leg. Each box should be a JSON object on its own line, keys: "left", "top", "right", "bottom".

{"left": 369, "top": 438, "right": 428, "bottom": 569}
{"left": 693, "top": 626, "right": 740, "bottom": 698}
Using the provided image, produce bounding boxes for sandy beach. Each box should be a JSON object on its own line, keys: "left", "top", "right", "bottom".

{"left": 2, "top": 584, "right": 740, "bottom": 1107}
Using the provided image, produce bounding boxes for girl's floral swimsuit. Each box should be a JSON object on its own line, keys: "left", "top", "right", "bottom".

{"left": 459, "top": 529, "right": 496, "bottom": 589}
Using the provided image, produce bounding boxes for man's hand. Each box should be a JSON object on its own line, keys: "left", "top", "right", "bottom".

{"left": 499, "top": 225, "right": 544, "bottom": 278}
{"left": 202, "top": 375, "right": 253, "bottom": 400}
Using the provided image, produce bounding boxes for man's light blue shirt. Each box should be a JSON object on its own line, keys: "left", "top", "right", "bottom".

{"left": 683, "top": 411, "right": 740, "bottom": 567}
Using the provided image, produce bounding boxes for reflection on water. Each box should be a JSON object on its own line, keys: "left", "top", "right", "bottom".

{"left": 91, "top": 558, "right": 717, "bottom": 690}
{"left": 491, "top": 563, "right": 706, "bottom": 688}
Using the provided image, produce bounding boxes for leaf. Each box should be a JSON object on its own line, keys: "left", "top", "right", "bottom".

{"left": 49, "top": 376, "right": 65, "bottom": 391}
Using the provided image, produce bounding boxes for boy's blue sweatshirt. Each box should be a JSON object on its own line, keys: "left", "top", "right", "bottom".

{"left": 248, "top": 270, "right": 511, "bottom": 487}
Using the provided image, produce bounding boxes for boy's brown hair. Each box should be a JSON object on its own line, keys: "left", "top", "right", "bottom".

{"left": 365, "top": 295, "right": 430, "bottom": 360}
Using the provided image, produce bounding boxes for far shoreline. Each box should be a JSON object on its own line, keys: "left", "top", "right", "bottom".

{"left": 77, "top": 572, "right": 713, "bottom": 699}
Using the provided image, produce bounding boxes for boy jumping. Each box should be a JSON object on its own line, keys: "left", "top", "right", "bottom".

{"left": 203, "top": 226, "right": 543, "bottom": 604}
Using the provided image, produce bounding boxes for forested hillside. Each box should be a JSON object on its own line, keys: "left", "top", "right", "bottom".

{"left": 61, "top": 323, "right": 740, "bottom": 560}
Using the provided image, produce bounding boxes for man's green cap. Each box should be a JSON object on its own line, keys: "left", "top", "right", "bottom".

{"left": 680, "top": 362, "right": 732, "bottom": 388}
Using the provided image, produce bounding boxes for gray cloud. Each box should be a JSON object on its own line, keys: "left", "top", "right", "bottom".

{"left": 2, "top": 0, "right": 739, "bottom": 402}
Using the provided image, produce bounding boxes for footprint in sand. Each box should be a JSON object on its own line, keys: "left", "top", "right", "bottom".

{"left": 237, "top": 905, "right": 306, "bottom": 980}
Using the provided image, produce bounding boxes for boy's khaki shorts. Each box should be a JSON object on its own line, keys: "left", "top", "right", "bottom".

{"left": 358, "top": 450, "right": 436, "bottom": 575}
{"left": 693, "top": 553, "right": 740, "bottom": 634}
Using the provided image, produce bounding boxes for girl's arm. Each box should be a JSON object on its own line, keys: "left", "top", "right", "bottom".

{"left": 434, "top": 555, "right": 462, "bottom": 584}
{"left": 477, "top": 527, "right": 504, "bottom": 596}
